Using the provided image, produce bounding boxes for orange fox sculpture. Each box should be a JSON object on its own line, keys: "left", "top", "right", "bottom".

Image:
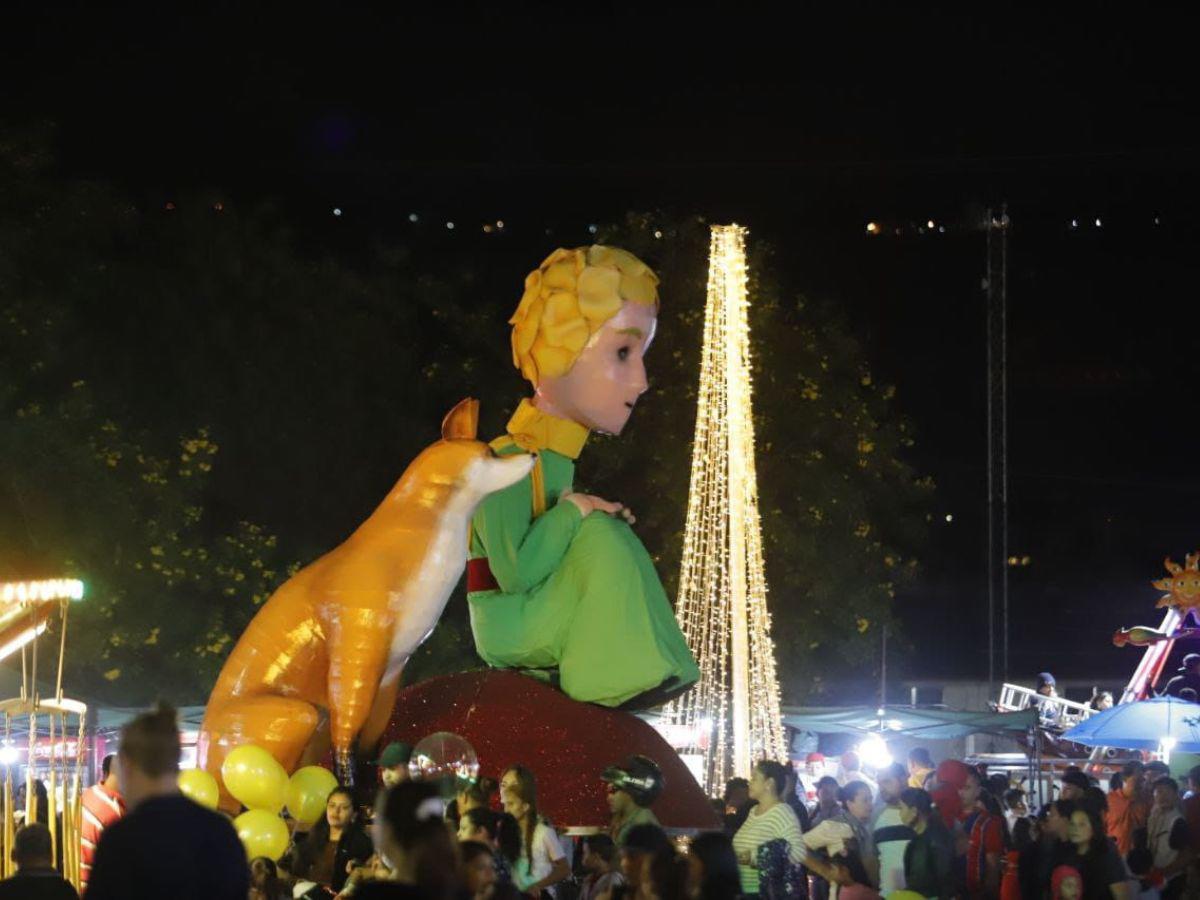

{"left": 198, "top": 399, "right": 533, "bottom": 802}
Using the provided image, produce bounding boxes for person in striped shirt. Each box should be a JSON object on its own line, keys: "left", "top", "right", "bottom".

{"left": 80, "top": 754, "right": 125, "bottom": 892}
{"left": 734, "top": 760, "right": 849, "bottom": 897}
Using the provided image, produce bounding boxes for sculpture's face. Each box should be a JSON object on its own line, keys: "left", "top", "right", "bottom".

{"left": 535, "top": 301, "right": 656, "bottom": 435}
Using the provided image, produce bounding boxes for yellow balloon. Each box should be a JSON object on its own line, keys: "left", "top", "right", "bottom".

{"left": 178, "top": 768, "right": 220, "bottom": 810}
{"left": 222, "top": 744, "right": 288, "bottom": 813}
{"left": 286, "top": 765, "right": 339, "bottom": 826}
{"left": 233, "top": 809, "right": 290, "bottom": 861}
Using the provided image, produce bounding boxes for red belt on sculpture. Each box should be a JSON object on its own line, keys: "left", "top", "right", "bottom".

{"left": 467, "top": 558, "right": 500, "bottom": 593}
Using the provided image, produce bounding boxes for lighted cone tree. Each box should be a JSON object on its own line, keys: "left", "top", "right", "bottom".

{"left": 666, "top": 224, "right": 786, "bottom": 791}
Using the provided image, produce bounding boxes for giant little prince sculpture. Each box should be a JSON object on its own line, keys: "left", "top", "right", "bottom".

{"left": 466, "top": 245, "right": 699, "bottom": 708}
{"left": 197, "top": 245, "right": 698, "bottom": 803}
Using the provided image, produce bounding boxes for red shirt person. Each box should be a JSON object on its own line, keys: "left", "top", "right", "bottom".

{"left": 959, "top": 769, "right": 1004, "bottom": 900}
{"left": 1106, "top": 762, "right": 1151, "bottom": 856}
{"left": 81, "top": 754, "right": 125, "bottom": 892}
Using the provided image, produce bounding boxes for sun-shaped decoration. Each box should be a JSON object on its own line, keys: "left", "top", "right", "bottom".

{"left": 1153, "top": 552, "right": 1200, "bottom": 616}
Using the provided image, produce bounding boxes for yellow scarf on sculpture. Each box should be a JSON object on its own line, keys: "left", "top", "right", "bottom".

{"left": 492, "top": 399, "right": 589, "bottom": 518}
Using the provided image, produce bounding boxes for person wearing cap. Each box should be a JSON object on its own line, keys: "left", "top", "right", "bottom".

{"left": 602, "top": 756, "right": 663, "bottom": 847}
{"left": 799, "top": 752, "right": 827, "bottom": 805}
{"left": 1060, "top": 770, "right": 1091, "bottom": 802}
{"left": 375, "top": 742, "right": 413, "bottom": 788}
{"left": 1036, "top": 672, "right": 1065, "bottom": 727}
{"left": 1163, "top": 655, "right": 1200, "bottom": 699}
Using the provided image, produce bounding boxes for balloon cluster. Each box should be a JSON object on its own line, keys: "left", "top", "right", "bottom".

{"left": 177, "top": 745, "right": 338, "bottom": 861}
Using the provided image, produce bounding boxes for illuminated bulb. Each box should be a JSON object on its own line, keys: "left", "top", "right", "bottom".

{"left": 496, "top": 220, "right": 505, "bottom": 229}
{"left": 588, "top": 224, "right": 598, "bottom": 234}
{"left": 1070, "top": 219, "right": 1078, "bottom": 229}
{"left": 945, "top": 514, "right": 953, "bottom": 523}
{"left": 926, "top": 220, "right": 935, "bottom": 229}
{"left": 653, "top": 230, "right": 664, "bottom": 239}
{"left": 1, "top": 579, "right": 85, "bottom": 604}
{"left": 858, "top": 734, "right": 893, "bottom": 769}
{"left": 0, "top": 745, "right": 18, "bottom": 766}
{"left": 409, "top": 213, "right": 419, "bottom": 223}
{"left": 664, "top": 225, "right": 785, "bottom": 791}
{"left": 333, "top": 208, "right": 342, "bottom": 217}
{"left": 483, "top": 224, "right": 493, "bottom": 233}
{"left": 866, "top": 222, "right": 879, "bottom": 235}
{"left": 1095, "top": 218, "right": 1102, "bottom": 227}
{"left": 446, "top": 221, "right": 455, "bottom": 230}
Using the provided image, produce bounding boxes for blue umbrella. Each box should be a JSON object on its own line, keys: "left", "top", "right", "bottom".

{"left": 1061, "top": 696, "right": 1200, "bottom": 752}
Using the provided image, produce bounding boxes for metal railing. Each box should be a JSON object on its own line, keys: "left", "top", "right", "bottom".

{"left": 997, "top": 683, "right": 1097, "bottom": 728}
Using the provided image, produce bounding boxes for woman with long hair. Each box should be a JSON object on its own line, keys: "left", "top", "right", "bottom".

{"left": 834, "top": 781, "right": 879, "bottom": 887}
{"left": 1064, "top": 806, "right": 1130, "bottom": 900}
{"left": 500, "top": 765, "right": 569, "bottom": 896}
{"left": 280, "top": 786, "right": 374, "bottom": 895}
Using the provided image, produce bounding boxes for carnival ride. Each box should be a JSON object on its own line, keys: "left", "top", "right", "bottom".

{"left": 0, "top": 578, "right": 87, "bottom": 889}
{"left": 991, "top": 553, "right": 1200, "bottom": 795}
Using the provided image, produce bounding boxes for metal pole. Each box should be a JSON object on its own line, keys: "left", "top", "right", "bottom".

{"left": 986, "top": 208, "right": 996, "bottom": 697}
{"left": 881, "top": 625, "right": 888, "bottom": 707}
{"left": 985, "top": 204, "right": 1010, "bottom": 694}
{"left": 1000, "top": 204, "right": 1010, "bottom": 682}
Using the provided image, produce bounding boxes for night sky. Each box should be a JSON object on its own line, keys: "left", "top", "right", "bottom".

{"left": 7, "top": 9, "right": 1199, "bottom": 694}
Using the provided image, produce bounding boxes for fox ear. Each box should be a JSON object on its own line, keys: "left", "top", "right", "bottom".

{"left": 442, "top": 398, "right": 479, "bottom": 441}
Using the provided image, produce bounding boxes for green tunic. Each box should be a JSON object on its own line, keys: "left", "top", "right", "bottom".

{"left": 467, "top": 440, "right": 699, "bottom": 709}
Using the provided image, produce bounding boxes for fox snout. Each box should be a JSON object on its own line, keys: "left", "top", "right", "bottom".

{"left": 474, "top": 451, "right": 534, "bottom": 495}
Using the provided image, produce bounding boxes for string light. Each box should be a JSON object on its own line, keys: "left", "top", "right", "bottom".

{"left": 0, "top": 622, "right": 49, "bottom": 664}
{"left": 1, "top": 579, "right": 85, "bottom": 604}
{"left": 665, "top": 225, "right": 786, "bottom": 792}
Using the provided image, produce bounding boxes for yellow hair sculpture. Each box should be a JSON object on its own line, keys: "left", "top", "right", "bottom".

{"left": 510, "top": 245, "right": 659, "bottom": 385}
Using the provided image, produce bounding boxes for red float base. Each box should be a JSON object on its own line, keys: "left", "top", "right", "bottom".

{"left": 380, "top": 670, "right": 720, "bottom": 831}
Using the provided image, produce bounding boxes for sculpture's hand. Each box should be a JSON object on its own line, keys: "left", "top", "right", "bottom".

{"left": 563, "top": 493, "right": 634, "bottom": 523}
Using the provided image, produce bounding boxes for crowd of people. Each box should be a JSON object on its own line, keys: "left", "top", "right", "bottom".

{"left": 8, "top": 704, "right": 1200, "bottom": 900}
{"left": 710, "top": 748, "right": 1200, "bottom": 900}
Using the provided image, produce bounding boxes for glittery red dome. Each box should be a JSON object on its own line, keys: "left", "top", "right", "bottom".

{"left": 382, "top": 670, "right": 720, "bottom": 831}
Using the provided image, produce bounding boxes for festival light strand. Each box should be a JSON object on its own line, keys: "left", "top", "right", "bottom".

{"left": 666, "top": 225, "right": 786, "bottom": 792}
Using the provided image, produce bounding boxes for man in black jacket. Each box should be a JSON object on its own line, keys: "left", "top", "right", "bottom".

{"left": 86, "top": 703, "right": 250, "bottom": 900}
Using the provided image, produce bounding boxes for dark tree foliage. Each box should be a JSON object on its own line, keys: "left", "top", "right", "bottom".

{"left": 1, "top": 130, "right": 931, "bottom": 706}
